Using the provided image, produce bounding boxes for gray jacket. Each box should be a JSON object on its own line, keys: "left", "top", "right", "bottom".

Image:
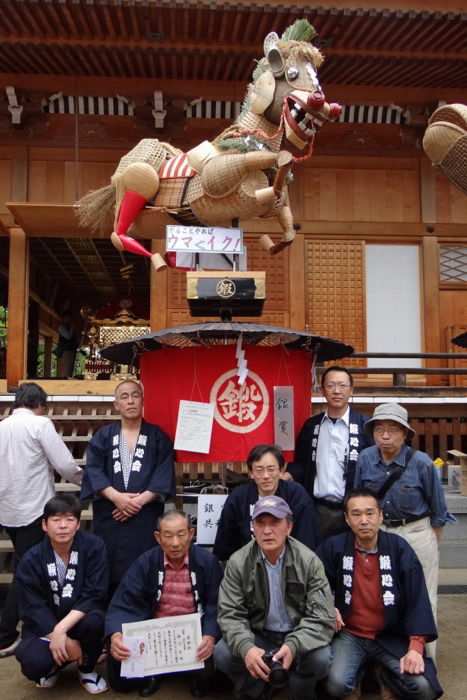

{"left": 218, "top": 536, "right": 335, "bottom": 659}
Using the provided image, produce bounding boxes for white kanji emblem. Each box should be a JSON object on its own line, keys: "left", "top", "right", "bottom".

{"left": 349, "top": 449, "right": 359, "bottom": 461}
{"left": 69, "top": 551, "right": 78, "bottom": 565}
{"left": 112, "top": 448, "right": 119, "bottom": 459}
{"left": 47, "top": 563, "right": 57, "bottom": 577}
{"left": 312, "top": 438, "right": 318, "bottom": 448}
{"left": 134, "top": 447, "right": 145, "bottom": 459}
{"left": 343, "top": 574, "right": 352, "bottom": 588}
{"left": 114, "top": 462, "right": 122, "bottom": 474}
{"left": 50, "top": 580, "right": 58, "bottom": 592}
{"left": 113, "top": 435, "right": 119, "bottom": 446}
{"left": 345, "top": 590, "right": 352, "bottom": 605}
{"left": 379, "top": 555, "right": 391, "bottom": 571}
{"left": 349, "top": 423, "right": 359, "bottom": 434}
{"left": 137, "top": 435, "right": 147, "bottom": 446}
{"left": 350, "top": 437, "right": 359, "bottom": 447}
{"left": 66, "top": 569, "right": 76, "bottom": 581}
{"left": 383, "top": 590, "right": 395, "bottom": 606}
{"left": 53, "top": 593, "right": 60, "bottom": 606}
{"left": 62, "top": 583, "right": 73, "bottom": 598}
{"left": 311, "top": 450, "right": 316, "bottom": 461}
{"left": 132, "top": 460, "right": 142, "bottom": 472}
{"left": 313, "top": 425, "right": 320, "bottom": 436}
{"left": 381, "top": 574, "right": 393, "bottom": 587}
{"left": 343, "top": 556, "right": 354, "bottom": 571}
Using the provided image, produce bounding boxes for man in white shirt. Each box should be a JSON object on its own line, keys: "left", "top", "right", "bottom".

{"left": 290, "top": 367, "right": 370, "bottom": 539}
{"left": 0, "top": 383, "right": 82, "bottom": 657}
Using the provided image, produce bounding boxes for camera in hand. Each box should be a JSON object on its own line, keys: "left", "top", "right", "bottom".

{"left": 263, "top": 650, "right": 288, "bottom": 688}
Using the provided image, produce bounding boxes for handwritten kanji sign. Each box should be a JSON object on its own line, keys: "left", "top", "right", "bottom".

{"left": 196, "top": 494, "right": 228, "bottom": 545}
{"left": 166, "top": 225, "right": 243, "bottom": 255}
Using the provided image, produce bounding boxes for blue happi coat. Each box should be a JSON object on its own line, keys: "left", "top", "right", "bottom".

{"left": 81, "top": 420, "right": 175, "bottom": 583}
{"left": 213, "top": 479, "right": 318, "bottom": 561}
{"left": 16, "top": 530, "right": 108, "bottom": 639}
{"left": 318, "top": 530, "right": 443, "bottom": 698}
{"left": 105, "top": 544, "right": 223, "bottom": 640}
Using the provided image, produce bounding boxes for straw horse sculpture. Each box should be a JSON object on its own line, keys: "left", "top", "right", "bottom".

{"left": 77, "top": 20, "right": 341, "bottom": 270}
{"left": 423, "top": 103, "right": 467, "bottom": 197}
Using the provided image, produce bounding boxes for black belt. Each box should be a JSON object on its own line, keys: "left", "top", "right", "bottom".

{"left": 384, "top": 514, "right": 428, "bottom": 527}
{"left": 315, "top": 498, "right": 343, "bottom": 511}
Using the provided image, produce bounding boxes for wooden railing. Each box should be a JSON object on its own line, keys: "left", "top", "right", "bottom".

{"left": 342, "top": 352, "right": 467, "bottom": 387}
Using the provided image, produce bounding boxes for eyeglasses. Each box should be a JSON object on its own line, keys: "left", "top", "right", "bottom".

{"left": 373, "top": 426, "right": 403, "bottom": 436}
{"left": 252, "top": 466, "right": 280, "bottom": 476}
{"left": 324, "top": 382, "right": 351, "bottom": 391}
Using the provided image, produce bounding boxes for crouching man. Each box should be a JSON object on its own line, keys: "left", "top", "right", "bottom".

{"left": 318, "top": 488, "right": 443, "bottom": 700}
{"left": 106, "top": 511, "right": 223, "bottom": 697}
{"left": 214, "top": 496, "right": 334, "bottom": 700}
{"left": 15, "top": 495, "right": 109, "bottom": 694}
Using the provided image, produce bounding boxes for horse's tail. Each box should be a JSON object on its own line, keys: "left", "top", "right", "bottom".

{"left": 75, "top": 183, "right": 116, "bottom": 234}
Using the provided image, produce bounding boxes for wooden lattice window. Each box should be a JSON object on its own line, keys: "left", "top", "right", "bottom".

{"left": 440, "top": 246, "right": 467, "bottom": 283}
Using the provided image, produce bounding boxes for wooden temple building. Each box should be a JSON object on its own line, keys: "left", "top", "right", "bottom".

{"left": 0, "top": 0, "right": 466, "bottom": 477}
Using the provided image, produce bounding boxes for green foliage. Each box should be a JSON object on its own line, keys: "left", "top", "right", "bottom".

{"left": 281, "top": 19, "right": 316, "bottom": 43}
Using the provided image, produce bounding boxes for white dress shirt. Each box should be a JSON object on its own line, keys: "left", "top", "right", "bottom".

{"left": 313, "top": 406, "right": 350, "bottom": 502}
{"left": 0, "top": 408, "right": 82, "bottom": 527}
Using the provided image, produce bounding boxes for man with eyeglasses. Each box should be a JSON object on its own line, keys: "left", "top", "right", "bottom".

{"left": 288, "top": 366, "right": 370, "bottom": 539}
{"left": 80, "top": 379, "right": 175, "bottom": 592}
{"left": 214, "top": 444, "right": 318, "bottom": 562}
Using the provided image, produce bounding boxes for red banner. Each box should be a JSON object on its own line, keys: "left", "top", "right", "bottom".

{"left": 141, "top": 345, "right": 312, "bottom": 462}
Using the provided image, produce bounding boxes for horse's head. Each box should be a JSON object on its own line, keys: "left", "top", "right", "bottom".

{"left": 247, "top": 21, "right": 342, "bottom": 151}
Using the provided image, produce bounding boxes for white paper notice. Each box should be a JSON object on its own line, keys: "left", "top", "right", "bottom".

{"left": 121, "top": 613, "right": 204, "bottom": 678}
{"left": 174, "top": 400, "right": 214, "bottom": 454}
{"left": 196, "top": 494, "right": 228, "bottom": 545}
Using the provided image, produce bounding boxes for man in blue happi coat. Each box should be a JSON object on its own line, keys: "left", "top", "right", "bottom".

{"left": 15, "top": 495, "right": 109, "bottom": 694}
{"left": 317, "top": 488, "right": 443, "bottom": 700}
{"left": 81, "top": 378, "right": 175, "bottom": 589}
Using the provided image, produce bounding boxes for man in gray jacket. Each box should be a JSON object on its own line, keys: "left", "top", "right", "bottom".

{"left": 214, "top": 496, "right": 334, "bottom": 700}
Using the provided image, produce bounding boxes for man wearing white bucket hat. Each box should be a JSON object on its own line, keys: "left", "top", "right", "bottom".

{"left": 354, "top": 403, "right": 451, "bottom": 657}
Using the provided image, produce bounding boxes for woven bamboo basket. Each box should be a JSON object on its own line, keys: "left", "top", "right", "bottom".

{"left": 423, "top": 122, "right": 466, "bottom": 164}
{"left": 438, "top": 136, "right": 467, "bottom": 195}
{"left": 187, "top": 171, "right": 271, "bottom": 224}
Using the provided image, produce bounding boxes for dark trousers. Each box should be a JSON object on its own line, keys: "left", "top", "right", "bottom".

{"left": 0, "top": 517, "right": 44, "bottom": 645}
{"left": 214, "top": 634, "right": 331, "bottom": 700}
{"left": 16, "top": 610, "right": 105, "bottom": 681}
{"left": 315, "top": 502, "right": 348, "bottom": 540}
{"left": 107, "top": 654, "right": 215, "bottom": 693}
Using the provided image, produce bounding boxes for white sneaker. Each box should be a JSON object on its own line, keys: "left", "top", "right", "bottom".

{"left": 36, "top": 669, "right": 59, "bottom": 688}
{"left": 79, "top": 671, "right": 108, "bottom": 694}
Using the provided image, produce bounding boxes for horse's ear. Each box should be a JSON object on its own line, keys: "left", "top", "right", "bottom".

{"left": 267, "top": 48, "right": 285, "bottom": 77}
{"left": 264, "top": 32, "right": 285, "bottom": 78}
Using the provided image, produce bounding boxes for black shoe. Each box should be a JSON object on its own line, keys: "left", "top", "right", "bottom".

{"left": 139, "top": 677, "right": 160, "bottom": 697}
{"left": 190, "top": 679, "right": 208, "bottom": 698}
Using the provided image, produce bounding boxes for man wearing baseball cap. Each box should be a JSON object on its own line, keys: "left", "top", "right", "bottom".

{"left": 354, "top": 402, "right": 451, "bottom": 658}
{"left": 214, "top": 496, "right": 334, "bottom": 700}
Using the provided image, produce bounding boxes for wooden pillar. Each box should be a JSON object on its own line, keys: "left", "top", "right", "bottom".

{"left": 150, "top": 240, "right": 168, "bottom": 330}
{"left": 6, "top": 227, "right": 29, "bottom": 389}
{"left": 43, "top": 335, "right": 53, "bottom": 377}
{"left": 288, "top": 232, "right": 306, "bottom": 330}
{"left": 422, "top": 236, "right": 442, "bottom": 385}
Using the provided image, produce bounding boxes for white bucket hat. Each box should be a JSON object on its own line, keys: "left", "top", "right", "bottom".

{"left": 364, "top": 402, "right": 415, "bottom": 436}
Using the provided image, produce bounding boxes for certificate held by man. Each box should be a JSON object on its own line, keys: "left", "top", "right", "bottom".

{"left": 121, "top": 612, "right": 204, "bottom": 678}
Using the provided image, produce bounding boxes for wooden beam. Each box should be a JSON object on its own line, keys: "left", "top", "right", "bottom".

{"left": 422, "top": 236, "right": 442, "bottom": 385}
{"left": 0, "top": 74, "right": 465, "bottom": 107}
{"left": 6, "top": 228, "right": 28, "bottom": 390}
{"left": 150, "top": 240, "right": 168, "bottom": 331}
{"left": 420, "top": 157, "right": 437, "bottom": 225}
{"left": 288, "top": 233, "right": 306, "bottom": 330}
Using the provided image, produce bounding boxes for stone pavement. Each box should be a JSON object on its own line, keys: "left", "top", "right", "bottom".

{"left": 0, "top": 595, "right": 465, "bottom": 700}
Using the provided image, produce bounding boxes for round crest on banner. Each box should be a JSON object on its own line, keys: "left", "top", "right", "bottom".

{"left": 101, "top": 322, "right": 353, "bottom": 462}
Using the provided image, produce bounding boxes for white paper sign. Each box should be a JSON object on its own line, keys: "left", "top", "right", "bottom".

{"left": 273, "top": 386, "right": 294, "bottom": 451}
{"left": 196, "top": 494, "right": 228, "bottom": 545}
{"left": 166, "top": 225, "right": 243, "bottom": 255}
{"left": 121, "top": 613, "right": 203, "bottom": 678}
{"left": 174, "top": 400, "right": 214, "bottom": 453}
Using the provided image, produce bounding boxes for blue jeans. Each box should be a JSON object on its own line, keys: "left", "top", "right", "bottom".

{"left": 326, "top": 631, "right": 436, "bottom": 699}
{"left": 214, "top": 633, "right": 331, "bottom": 700}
